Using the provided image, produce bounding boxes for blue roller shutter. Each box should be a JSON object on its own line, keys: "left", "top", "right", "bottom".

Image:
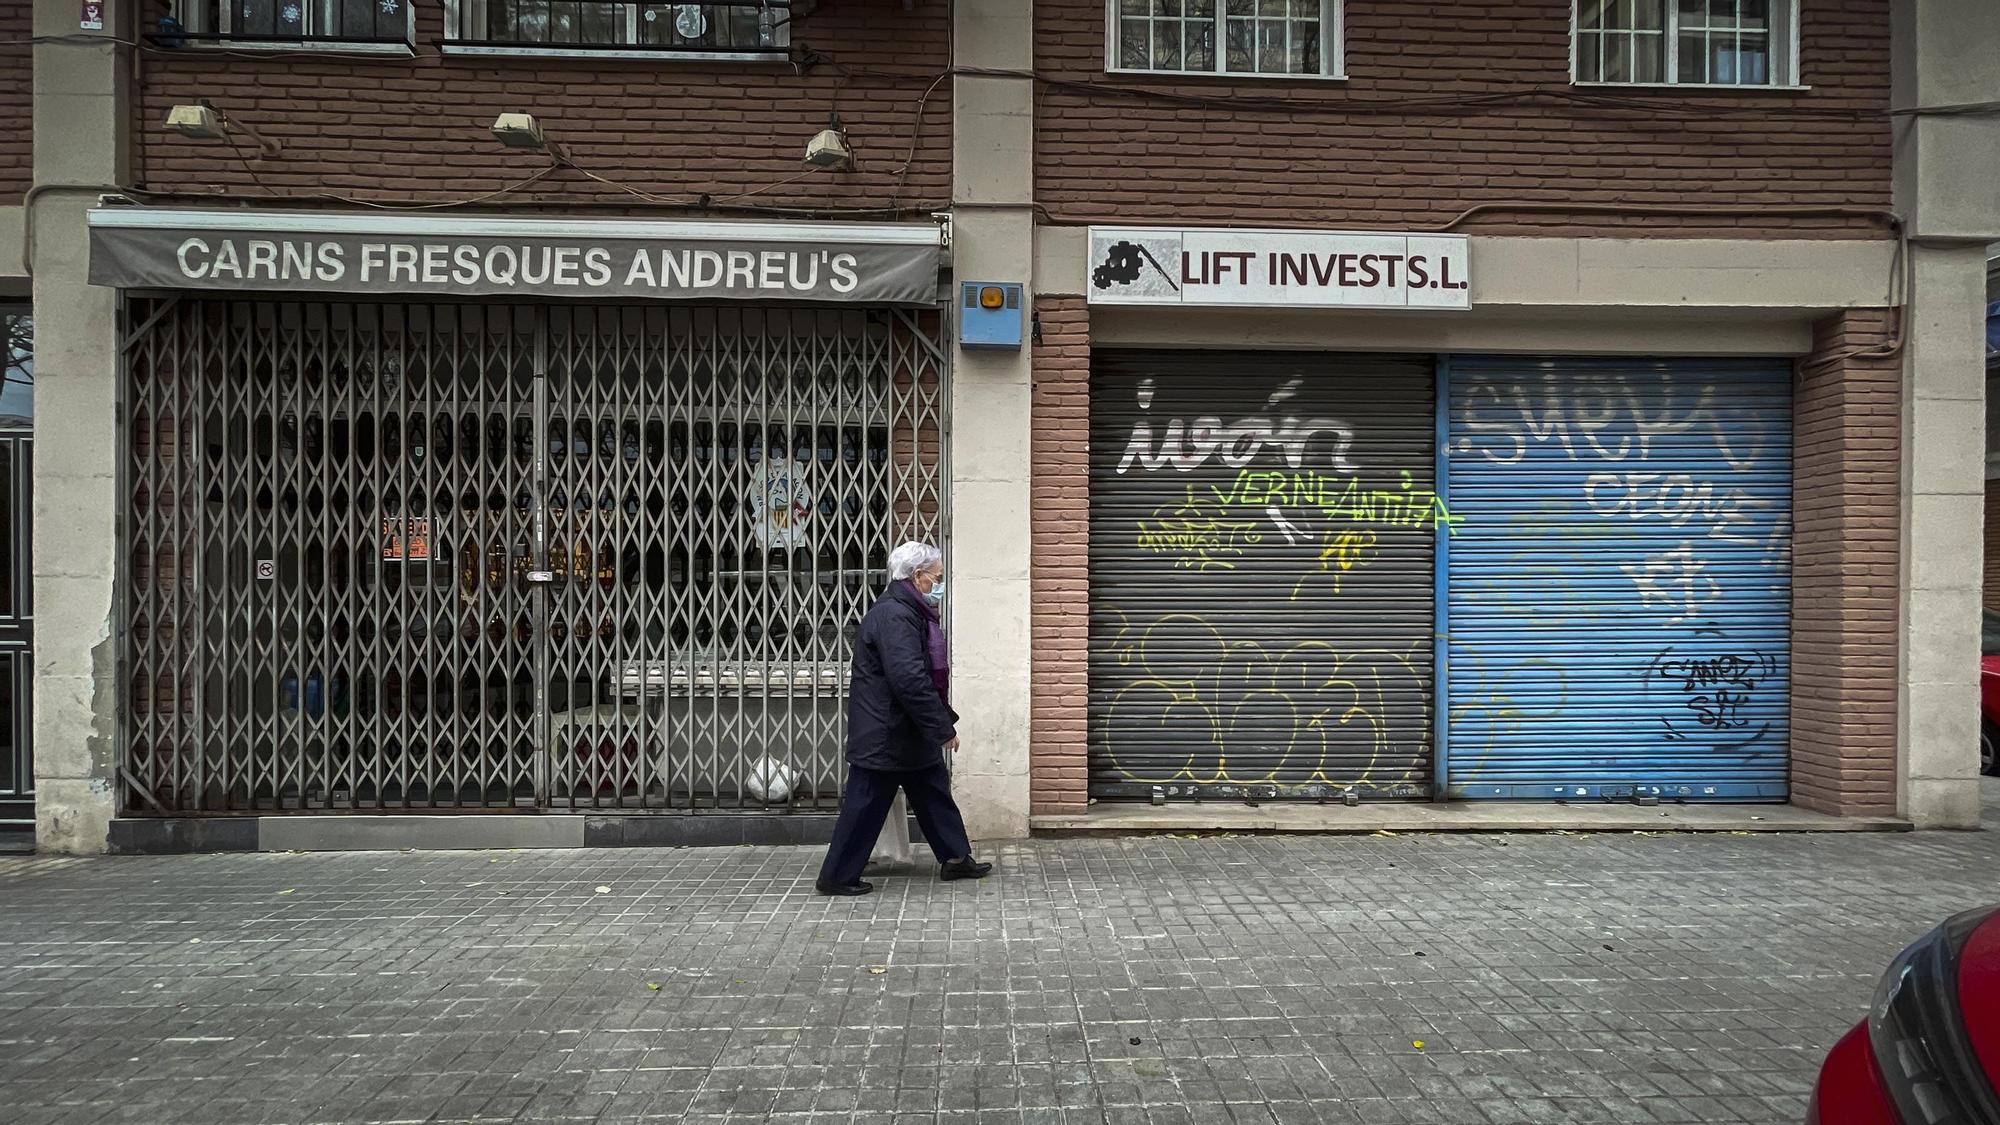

{"left": 1443, "top": 356, "right": 1792, "bottom": 801}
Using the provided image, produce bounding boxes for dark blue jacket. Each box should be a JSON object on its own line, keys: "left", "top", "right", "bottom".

{"left": 846, "top": 581, "right": 958, "bottom": 771}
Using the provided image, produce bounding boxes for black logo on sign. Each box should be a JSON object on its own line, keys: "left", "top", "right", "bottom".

{"left": 1092, "top": 240, "right": 1180, "bottom": 293}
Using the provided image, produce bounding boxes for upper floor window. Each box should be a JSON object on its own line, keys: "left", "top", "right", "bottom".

{"left": 444, "top": 1, "right": 791, "bottom": 58}
{"left": 0, "top": 310, "right": 29, "bottom": 432}
{"left": 160, "top": 0, "right": 415, "bottom": 49}
{"left": 1110, "top": 0, "right": 1342, "bottom": 79}
{"left": 1575, "top": 0, "right": 1798, "bottom": 87}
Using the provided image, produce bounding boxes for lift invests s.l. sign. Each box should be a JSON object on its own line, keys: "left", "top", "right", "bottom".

{"left": 1087, "top": 227, "right": 1470, "bottom": 310}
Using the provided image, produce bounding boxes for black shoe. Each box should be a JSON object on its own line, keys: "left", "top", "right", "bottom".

{"left": 940, "top": 857, "right": 992, "bottom": 882}
{"left": 815, "top": 879, "right": 874, "bottom": 897}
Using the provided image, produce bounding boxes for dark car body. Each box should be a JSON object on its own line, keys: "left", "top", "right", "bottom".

{"left": 1806, "top": 906, "right": 2000, "bottom": 1124}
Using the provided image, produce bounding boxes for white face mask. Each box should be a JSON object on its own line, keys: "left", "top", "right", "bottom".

{"left": 923, "top": 577, "right": 946, "bottom": 606}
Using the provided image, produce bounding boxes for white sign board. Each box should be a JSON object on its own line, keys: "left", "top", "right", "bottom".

{"left": 1087, "top": 227, "right": 1470, "bottom": 310}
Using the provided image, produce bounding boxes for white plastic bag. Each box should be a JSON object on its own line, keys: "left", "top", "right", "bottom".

{"left": 744, "top": 754, "right": 795, "bottom": 803}
{"left": 869, "top": 792, "right": 913, "bottom": 867}
{"left": 870, "top": 746, "right": 956, "bottom": 866}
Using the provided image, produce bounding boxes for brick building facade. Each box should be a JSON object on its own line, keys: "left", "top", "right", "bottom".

{"left": 4, "top": 0, "right": 1995, "bottom": 852}
{"left": 1034, "top": 0, "right": 1893, "bottom": 237}
{"left": 0, "top": 3, "right": 28, "bottom": 205}
{"left": 133, "top": 3, "right": 951, "bottom": 212}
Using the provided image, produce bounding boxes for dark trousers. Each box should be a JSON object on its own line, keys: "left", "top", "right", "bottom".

{"left": 816, "top": 763, "right": 972, "bottom": 888}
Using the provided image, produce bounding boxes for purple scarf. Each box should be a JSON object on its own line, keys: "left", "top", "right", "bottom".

{"left": 904, "top": 579, "right": 950, "bottom": 704}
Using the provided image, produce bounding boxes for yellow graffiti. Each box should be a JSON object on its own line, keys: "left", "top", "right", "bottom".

{"left": 1133, "top": 486, "right": 1262, "bottom": 570}
{"left": 1443, "top": 650, "right": 1573, "bottom": 786}
{"left": 1291, "top": 527, "right": 1378, "bottom": 600}
{"left": 1096, "top": 609, "right": 1430, "bottom": 791}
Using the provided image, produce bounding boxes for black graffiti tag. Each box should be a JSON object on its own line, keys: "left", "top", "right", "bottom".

{"left": 1650, "top": 645, "right": 1779, "bottom": 745}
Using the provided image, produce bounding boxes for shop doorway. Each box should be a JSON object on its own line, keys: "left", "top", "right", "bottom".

{"left": 0, "top": 307, "right": 31, "bottom": 842}
{"left": 119, "top": 299, "right": 948, "bottom": 815}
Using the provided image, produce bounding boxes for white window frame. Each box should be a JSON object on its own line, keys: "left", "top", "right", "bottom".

{"left": 172, "top": 0, "right": 417, "bottom": 54}
{"left": 442, "top": 0, "right": 791, "bottom": 62}
{"left": 1105, "top": 0, "right": 1345, "bottom": 81}
{"left": 1570, "top": 0, "right": 1803, "bottom": 90}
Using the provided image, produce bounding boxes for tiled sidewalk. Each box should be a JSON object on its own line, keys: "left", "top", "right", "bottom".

{"left": 2, "top": 783, "right": 1994, "bottom": 1125}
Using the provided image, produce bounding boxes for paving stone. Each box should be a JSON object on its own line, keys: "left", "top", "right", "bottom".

{"left": 2, "top": 779, "right": 1997, "bottom": 1124}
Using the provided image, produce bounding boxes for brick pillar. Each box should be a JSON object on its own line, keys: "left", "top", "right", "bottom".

{"left": 1030, "top": 297, "right": 1090, "bottom": 815}
{"left": 1792, "top": 309, "right": 1901, "bottom": 815}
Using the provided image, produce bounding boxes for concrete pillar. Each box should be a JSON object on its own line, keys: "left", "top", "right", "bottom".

{"left": 30, "top": 0, "right": 130, "bottom": 852}
{"left": 1899, "top": 244, "right": 1987, "bottom": 827}
{"left": 946, "top": 0, "right": 1034, "bottom": 841}
{"left": 1890, "top": 0, "right": 1999, "bottom": 827}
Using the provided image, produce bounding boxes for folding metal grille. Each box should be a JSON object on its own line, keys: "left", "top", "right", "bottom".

{"left": 0, "top": 434, "right": 32, "bottom": 830}
{"left": 120, "top": 298, "right": 948, "bottom": 814}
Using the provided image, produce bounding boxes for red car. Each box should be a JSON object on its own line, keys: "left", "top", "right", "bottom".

{"left": 1806, "top": 906, "right": 2000, "bottom": 1123}
{"left": 1984, "top": 610, "right": 2000, "bottom": 776}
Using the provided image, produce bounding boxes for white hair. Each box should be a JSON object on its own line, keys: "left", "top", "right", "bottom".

{"left": 887, "top": 541, "right": 942, "bottom": 581}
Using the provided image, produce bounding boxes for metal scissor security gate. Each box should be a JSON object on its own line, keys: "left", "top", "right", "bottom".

{"left": 0, "top": 433, "right": 31, "bottom": 831}
{"left": 120, "top": 298, "right": 948, "bottom": 814}
{"left": 1087, "top": 350, "right": 1440, "bottom": 802}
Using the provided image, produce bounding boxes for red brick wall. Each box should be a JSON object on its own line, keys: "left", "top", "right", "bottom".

{"left": 0, "top": 2, "right": 29, "bottom": 202}
{"left": 1791, "top": 309, "right": 1902, "bottom": 815}
{"left": 1986, "top": 481, "right": 2000, "bottom": 610}
{"left": 1036, "top": 0, "right": 1893, "bottom": 237}
{"left": 1031, "top": 296, "right": 1091, "bottom": 815}
{"left": 132, "top": 3, "right": 949, "bottom": 212}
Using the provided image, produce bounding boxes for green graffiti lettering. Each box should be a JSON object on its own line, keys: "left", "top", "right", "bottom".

{"left": 1199, "top": 468, "right": 1463, "bottom": 534}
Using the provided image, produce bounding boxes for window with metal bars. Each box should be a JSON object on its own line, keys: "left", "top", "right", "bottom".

{"left": 120, "top": 298, "right": 948, "bottom": 815}
{"left": 1109, "top": 0, "right": 1341, "bottom": 78}
{"left": 443, "top": 1, "right": 792, "bottom": 55}
{"left": 157, "top": 0, "right": 416, "bottom": 47}
{"left": 1574, "top": 0, "right": 1797, "bottom": 87}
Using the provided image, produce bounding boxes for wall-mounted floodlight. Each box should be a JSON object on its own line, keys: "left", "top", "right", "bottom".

{"left": 490, "top": 112, "right": 568, "bottom": 162}
{"left": 163, "top": 102, "right": 281, "bottom": 157}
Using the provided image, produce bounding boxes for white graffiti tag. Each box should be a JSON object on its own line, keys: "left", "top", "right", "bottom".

{"left": 1585, "top": 472, "right": 1745, "bottom": 528}
{"left": 1117, "top": 379, "right": 1357, "bottom": 475}
{"left": 1118, "top": 415, "right": 1359, "bottom": 475}
{"left": 1620, "top": 546, "right": 1721, "bottom": 625}
{"left": 1455, "top": 372, "right": 1769, "bottom": 470}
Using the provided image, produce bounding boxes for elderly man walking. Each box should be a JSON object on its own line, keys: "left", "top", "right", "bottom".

{"left": 815, "top": 541, "right": 992, "bottom": 896}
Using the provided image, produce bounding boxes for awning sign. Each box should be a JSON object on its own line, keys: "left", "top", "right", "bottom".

{"left": 1087, "top": 227, "right": 1470, "bottom": 310}
{"left": 87, "top": 210, "right": 944, "bottom": 305}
